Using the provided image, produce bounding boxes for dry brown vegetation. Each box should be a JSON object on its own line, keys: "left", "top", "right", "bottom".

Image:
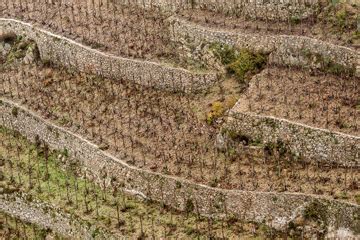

{"left": 1, "top": 2, "right": 359, "bottom": 237}
{"left": 2, "top": 108, "right": 358, "bottom": 238}
{"left": 236, "top": 66, "right": 360, "bottom": 136}
{"left": 2, "top": 127, "right": 285, "bottom": 239}
{"left": 179, "top": 2, "right": 360, "bottom": 49}
{"left": 1, "top": 0, "right": 358, "bottom": 62}
{"left": 2, "top": 0, "right": 176, "bottom": 63}
{"left": 1, "top": 42, "right": 359, "bottom": 204}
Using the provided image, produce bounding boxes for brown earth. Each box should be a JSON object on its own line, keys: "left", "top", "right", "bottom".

{"left": 178, "top": 3, "right": 359, "bottom": 50}
{"left": 1, "top": 1, "right": 358, "bottom": 71}
{"left": 236, "top": 66, "right": 360, "bottom": 136}
{"left": 1, "top": 50, "right": 359, "bottom": 204}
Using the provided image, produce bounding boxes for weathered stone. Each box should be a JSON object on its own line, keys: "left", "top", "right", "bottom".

{"left": 0, "top": 193, "right": 116, "bottom": 239}
{"left": 0, "top": 42, "right": 11, "bottom": 56}
{"left": 169, "top": 17, "right": 359, "bottom": 77}
{"left": 115, "top": 0, "right": 319, "bottom": 21}
{"left": 23, "top": 46, "right": 35, "bottom": 64}
{"left": 0, "top": 18, "right": 220, "bottom": 93}
{"left": 221, "top": 107, "right": 360, "bottom": 167}
{"left": 1, "top": 98, "right": 359, "bottom": 238}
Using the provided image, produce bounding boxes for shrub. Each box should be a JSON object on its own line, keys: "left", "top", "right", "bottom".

{"left": 331, "top": 0, "right": 339, "bottom": 5}
{"left": 355, "top": 194, "right": 360, "bottom": 205}
{"left": 326, "top": 62, "right": 353, "bottom": 75}
{"left": 62, "top": 148, "right": 69, "bottom": 157}
{"left": 356, "top": 101, "right": 360, "bottom": 110}
{"left": 211, "top": 43, "right": 267, "bottom": 83}
{"left": 311, "top": 54, "right": 355, "bottom": 76}
{"left": 210, "top": 43, "right": 237, "bottom": 65}
{"left": 11, "top": 107, "right": 18, "bottom": 117}
{"left": 206, "top": 101, "right": 224, "bottom": 125}
{"left": 221, "top": 128, "right": 254, "bottom": 146}
{"left": 227, "top": 49, "right": 266, "bottom": 83}
{"left": 184, "top": 199, "right": 194, "bottom": 213}
{"left": 206, "top": 97, "right": 237, "bottom": 125}
{"left": 303, "top": 200, "right": 328, "bottom": 226}
{"left": 335, "top": 7, "right": 347, "bottom": 29}
{"left": 325, "top": 2, "right": 358, "bottom": 33}
{"left": 290, "top": 16, "right": 301, "bottom": 25}
{"left": 5, "top": 36, "right": 34, "bottom": 64}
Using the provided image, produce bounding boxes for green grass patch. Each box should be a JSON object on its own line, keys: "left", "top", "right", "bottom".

{"left": 0, "top": 126, "right": 281, "bottom": 239}
{"left": 0, "top": 212, "right": 60, "bottom": 240}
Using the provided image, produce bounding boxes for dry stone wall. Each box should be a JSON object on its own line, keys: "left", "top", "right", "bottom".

{"left": 1, "top": 98, "right": 359, "bottom": 237}
{"left": 221, "top": 106, "right": 360, "bottom": 167}
{"left": 0, "top": 18, "right": 219, "bottom": 93}
{"left": 168, "top": 17, "right": 360, "bottom": 166}
{"left": 115, "top": 0, "right": 319, "bottom": 21}
{"left": 169, "top": 17, "right": 360, "bottom": 77}
{"left": 0, "top": 193, "right": 114, "bottom": 239}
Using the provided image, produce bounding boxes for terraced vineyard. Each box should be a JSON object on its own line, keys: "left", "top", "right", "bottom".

{"left": 2, "top": 127, "right": 276, "bottom": 239}
{"left": 0, "top": 0, "right": 359, "bottom": 239}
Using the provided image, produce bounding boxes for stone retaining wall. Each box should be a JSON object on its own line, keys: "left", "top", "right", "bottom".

{"left": 0, "top": 18, "right": 219, "bottom": 93}
{"left": 221, "top": 106, "right": 360, "bottom": 167}
{"left": 0, "top": 193, "right": 114, "bottom": 239}
{"left": 1, "top": 98, "right": 359, "bottom": 237}
{"left": 115, "top": 0, "right": 319, "bottom": 21}
{"left": 169, "top": 17, "right": 360, "bottom": 77}
{"left": 0, "top": 0, "right": 319, "bottom": 21}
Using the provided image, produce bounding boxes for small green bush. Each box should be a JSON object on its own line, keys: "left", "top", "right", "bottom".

{"left": 355, "top": 194, "right": 360, "bottom": 205}
{"left": 184, "top": 199, "right": 194, "bottom": 213}
{"left": 227, "top": 49, "right": 266, "bottom": 83}
{"left": 303, "top": 201, "right": 328, "bottom": 226}
{"left": 210, "top": 43, "right": 237, "bottom": 65}
{"left": 290, "top": 16, "right": 301, "bottom": 25}
{"left": 211, "top": 43, "right": 267, "bottom": 83}
{"left": 206, "top": 97, "right": 238, "bottom": 125}
{"left": 11, "top": 107, "right": 18, "bottom": 117}
{"left": 335, "top": 7, "right": 347, "bottom": 29}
